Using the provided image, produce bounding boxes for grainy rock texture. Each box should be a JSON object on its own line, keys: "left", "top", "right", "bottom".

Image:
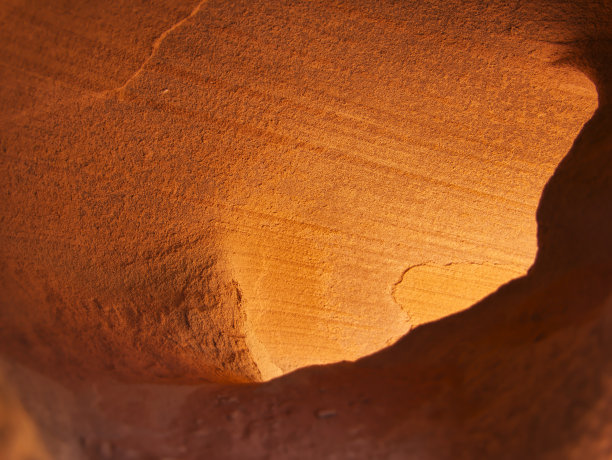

{"left": 0, "top": 0, "right": 600, "bottom": 381}
{"left": 0, "top": 0, "right": 611, "bottom": 459}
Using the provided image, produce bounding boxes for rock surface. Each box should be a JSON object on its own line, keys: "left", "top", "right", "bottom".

{"left": 0, "top": 0, "right": 611, "bottom": 459}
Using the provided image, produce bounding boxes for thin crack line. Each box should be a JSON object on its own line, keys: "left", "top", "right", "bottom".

{"left": 100, "top": 0, "right": 209, "bottom": 99}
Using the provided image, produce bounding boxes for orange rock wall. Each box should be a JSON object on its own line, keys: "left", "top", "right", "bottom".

{"left": 0, "top": 0, "right": 600, "bottom": 383}
{"left": 0, "top": 0, "right": 611, "bottom": 459}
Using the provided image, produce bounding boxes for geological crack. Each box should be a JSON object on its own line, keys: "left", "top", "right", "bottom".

{"left": 102, "top": 0, "right": 209, "bottom": 99}
{"left": 392, "top": 262, "right": 525, "bottom": 326}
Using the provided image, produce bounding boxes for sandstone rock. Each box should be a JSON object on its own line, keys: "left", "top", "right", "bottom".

{"left": 0, "top": 0, "right": 610, "bottom": 458}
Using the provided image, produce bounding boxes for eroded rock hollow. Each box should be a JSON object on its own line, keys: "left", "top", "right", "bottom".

{"left": 0, "top": 0, "right": 611, "bottom": 459}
